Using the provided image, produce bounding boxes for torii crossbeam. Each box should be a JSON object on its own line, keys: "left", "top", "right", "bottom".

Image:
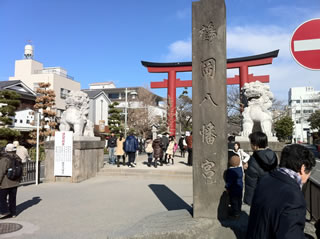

{"left": 141, "top": 50, "right": 279, "bottom": 136}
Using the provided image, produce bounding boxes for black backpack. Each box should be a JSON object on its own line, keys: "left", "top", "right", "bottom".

{"left": 6, "top": 154, "right": 23, "bottom": 180}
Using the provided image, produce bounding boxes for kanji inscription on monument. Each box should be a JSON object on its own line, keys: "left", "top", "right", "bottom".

{"left": 192, "top": 0, "right": 227, "bottom": 219}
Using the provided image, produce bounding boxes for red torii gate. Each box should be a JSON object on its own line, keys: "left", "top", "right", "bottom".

{"left": 141, "top": 50, "right": 279, "bottom": 136}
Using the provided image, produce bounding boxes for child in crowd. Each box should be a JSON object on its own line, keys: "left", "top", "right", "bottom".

{"left": 225, "top": 155, "right": 243, "bottom": 219}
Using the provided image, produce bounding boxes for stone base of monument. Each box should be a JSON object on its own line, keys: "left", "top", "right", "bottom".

{"left": 235, "top": 136, "right": 279, "bottom": 142}
{"left": 44, "top": 140, "right": 104, "bottom": 183}
{"left": 112, "top": 209, "right": 248, "bottom": 239}
{"left": 233, "top": 140, "right": 286, "bottom": 160}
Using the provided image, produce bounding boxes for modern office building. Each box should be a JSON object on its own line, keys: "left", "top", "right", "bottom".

{"left": 288, "top": 86, "right": 320, "bottom": 143}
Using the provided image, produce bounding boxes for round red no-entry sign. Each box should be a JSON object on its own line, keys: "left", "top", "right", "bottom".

{"left": 290, "top": 18, "right": 320, "bottom": 70}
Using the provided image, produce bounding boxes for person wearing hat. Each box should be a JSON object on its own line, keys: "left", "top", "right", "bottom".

{"left": 0, "top": 143, "right": 22, "bottom": 218}
{"left": 13, "top": 141, "right": 30, "bottom": 163}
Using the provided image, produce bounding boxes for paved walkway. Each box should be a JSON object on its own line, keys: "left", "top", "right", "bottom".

{"left": 101, "top": 153, "right": 192, "bottom": 177}
{"left": 0, "top": 153, "right": 316, "bottom": 238}
{"left": 0, "top": 154, "right": 194, "bottom": 239}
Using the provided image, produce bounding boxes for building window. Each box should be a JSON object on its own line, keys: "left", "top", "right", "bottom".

{"left": 60, "top": 88, "right": 70, "bottom": 99}
{"left": 303, "top": 100, "right": 308, "bottom": 103}
{"left": 296, "top": 100, "right": 300, "bottom": 103}
{"left": 309, "top": 99, "right": 314, "bottom": 103}
{"left": 296, "top": 110, "right": 300, "bottom": 114}
{"left": 26, "top": 120, "right": 30, "bottom": 124}
{"left": 20, "top": 120, "right": 23, "bottom": 123}
{"left": 14, "top": 119, "right": 17, "bottom": 123}
{"left": 108, "top": 93, "right": 119, "bottom": 99}
{"left": 303, "top": 110, "right": 313, "bottom": 114}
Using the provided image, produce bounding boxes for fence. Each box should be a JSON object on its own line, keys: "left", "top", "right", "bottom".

{"left": 304, "top": 161, "right": 320, "bottom": 221}
{"left": 20, "top": 161, "right": 42, "bottom": 185}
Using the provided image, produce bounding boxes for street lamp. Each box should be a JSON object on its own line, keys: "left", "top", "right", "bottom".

{"left": 124, "top": 88, "right": 137, "bottom": 138}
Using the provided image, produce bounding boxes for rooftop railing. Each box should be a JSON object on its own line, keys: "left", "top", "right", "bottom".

{"left": 33, "top": 69, "right": 74, "bottom": 81}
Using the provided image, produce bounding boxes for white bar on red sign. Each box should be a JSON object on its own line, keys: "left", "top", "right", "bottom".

{"left": 294, "top": 38, "right": 320, "bottom": 52}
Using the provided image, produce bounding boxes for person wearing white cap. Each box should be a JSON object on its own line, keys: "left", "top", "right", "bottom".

{"left": 13, "top": 141, "right": 30, "bottom": 163}
{"left": 0, "top": 143, "right": 22, "bottom": 218}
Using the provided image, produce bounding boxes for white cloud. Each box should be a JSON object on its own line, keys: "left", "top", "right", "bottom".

{"left": 164, "top": 23, "right": 320, "bottom": 102}
{"left": 164, "top": 38, "right": 191, "bottom": 62}
{"left": 227, "top": 24, "right": 320, "bottom": 102}
{"left": 227, "top": 25, "right": 292, "bottom": 58}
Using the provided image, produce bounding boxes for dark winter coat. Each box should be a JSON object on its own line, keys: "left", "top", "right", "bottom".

{"left": 0, "top": 153, "right": 21, "bottom": 189}
{"left": 178, "top": 137, "right": 185, "bottom": 150}
{"left": 244, "top": 148, "right": 277, "bottom": 205}
{"left": 152, "top": 139, "right": 164, "bottom": 159}
{"left": 161, "top": 136, "right": 169, "bottom": 150}
{"left": 124, "top": 136, "right": 138, "bottom": 153}
{"left": 225, "top": 167, "right": 243, "bottom": 197}
{"left": 246, "top": 170, "right": 306, "bottom": 239}
{"left": 107, "top": 136, "right": 117, "bottom": 148}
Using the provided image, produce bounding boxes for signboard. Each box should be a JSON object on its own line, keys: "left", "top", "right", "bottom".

{"left": 54, "top": 131, "right": 73, "bottom": 176}
{"left": 290, "top": 18, "right": 320, "bottom": 70}
{"left": 99, "top": 120, "right": 105, "bottom": 132}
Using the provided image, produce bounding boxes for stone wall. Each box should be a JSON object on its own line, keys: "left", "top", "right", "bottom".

{"left": 44, "top": 140, "right": 104, "bottom": 183}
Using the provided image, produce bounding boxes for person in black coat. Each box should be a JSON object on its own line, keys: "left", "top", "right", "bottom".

{"left": 244, "top": 131, "right": 277, "bottom": 205}
{"left": 124, "top": 132, "right": 138, "bottom": 168}
{"left": 246, "top": 144, "right": 316, "bottom": 239}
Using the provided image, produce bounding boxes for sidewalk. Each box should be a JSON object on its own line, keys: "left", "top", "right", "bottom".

{"left": 0, "top": 154, "right": 193, "bottom": 239}
{"left": 0, "top": 153, "right": 316, "bottom": 238}
{"left": 101, "top": 153, "right": 192, "bottom": 178}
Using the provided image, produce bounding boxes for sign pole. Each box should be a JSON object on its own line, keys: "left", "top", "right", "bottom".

{"left": 35, "top": 111, "right": 40, "bottom": 185}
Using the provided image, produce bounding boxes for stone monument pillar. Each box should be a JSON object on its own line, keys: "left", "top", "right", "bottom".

{"left": 192, "top": 0, "right": 227, "bottom": 219}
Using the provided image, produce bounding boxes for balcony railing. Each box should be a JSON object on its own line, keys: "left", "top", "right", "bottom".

{"left": 34, "top": 69, "right": 74, "bottom": 81}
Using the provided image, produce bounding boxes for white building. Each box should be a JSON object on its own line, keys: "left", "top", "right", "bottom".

{"left": 289, "top": 86, "right": 320, "bottom": 143}
{"left": 12, "top": 109, "right": 35, "bottom": 131}
{"left": 82, "top": 89, "right": 111, "bottom": 126}
{"left": 89, "top": 82, "right": 116, "bottom": 89}
{"left": 0, "top": 80, "right": 37, "bottom": 131}
{"left": 9, "top": 44, "right": 81, "bottom": 116}
{"left": 86, "top": 82, "right": 166, "bottom": 128}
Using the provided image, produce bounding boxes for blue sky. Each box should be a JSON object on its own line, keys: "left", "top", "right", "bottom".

{"left": 0, "top": 0, "right": 320, "bottom": 102}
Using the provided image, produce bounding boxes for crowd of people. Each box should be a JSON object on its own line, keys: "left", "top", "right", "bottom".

{"left": 105, "top": 131, "right": 193, "bottom": 168}
{"left": 226, "top": 131, "right": 317, "bottom": 238}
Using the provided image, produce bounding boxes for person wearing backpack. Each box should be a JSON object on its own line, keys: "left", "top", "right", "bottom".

{"left": 0, "top": 143, "right": 22, "bottom": 218}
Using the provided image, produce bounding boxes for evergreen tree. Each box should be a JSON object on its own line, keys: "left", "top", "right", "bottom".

{"left": 108, "top": 102, "right": 123, "bottom": 134}
{"left": 0, "top": 90, "right": 21, "bottom": 125}
{"left": 274, "top": 116, "right": 294, "bottom": 142}
{"left": 308, "top": 110, "right": 320, "bottom": 131}
{"left": 29, "top": 82, "right": 57, "bottom": 144}
{"left": 0, "top": 90, "right": 21, "bottom": 147}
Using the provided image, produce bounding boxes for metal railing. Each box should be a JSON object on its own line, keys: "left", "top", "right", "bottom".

{"left": 304, "top": 160, "right": 320, "bottom": 221}
{"left": 33, "top": 69, "right": 74, "bottom": 81}
{"left": 20, "top": 161, "right": 41, "bottom": 185}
